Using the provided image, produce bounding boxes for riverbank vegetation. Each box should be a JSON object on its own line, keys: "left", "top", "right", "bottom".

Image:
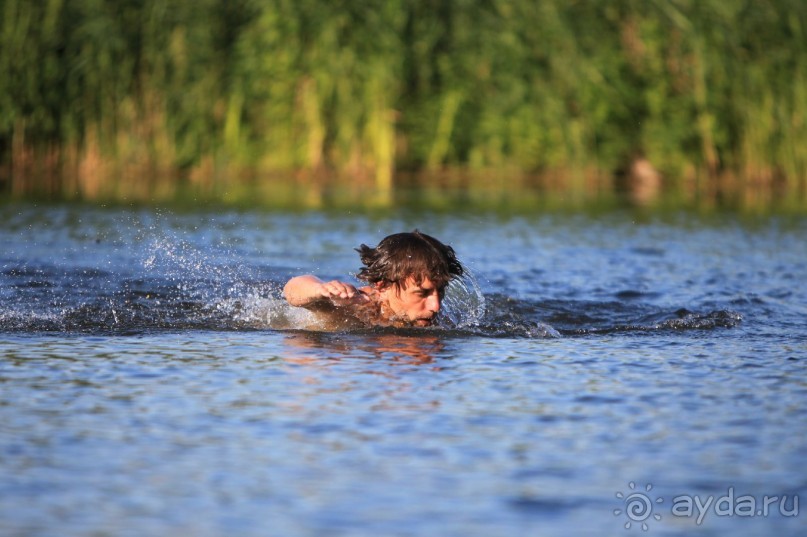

{"left": 1, "top": 0, "right": 806, "bottom": 212}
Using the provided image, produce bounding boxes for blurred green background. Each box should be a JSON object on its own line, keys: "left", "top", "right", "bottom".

{"left": 1, "top": 0, "right": 805, "bottom": 213}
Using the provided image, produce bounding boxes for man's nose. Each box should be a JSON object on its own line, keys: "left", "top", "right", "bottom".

{"left": 427, "top": 294, "right": 440, "bottom": 313}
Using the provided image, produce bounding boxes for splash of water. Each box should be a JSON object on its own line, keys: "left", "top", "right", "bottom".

{"left": 439, "top": 268, "right": 487, "bottom": 329}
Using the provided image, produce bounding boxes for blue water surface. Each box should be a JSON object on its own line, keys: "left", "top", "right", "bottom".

{"left": 1, "top": 204, "right": 805, "bottom": 536}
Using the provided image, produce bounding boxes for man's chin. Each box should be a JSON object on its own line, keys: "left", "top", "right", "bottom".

{"left": 414, "top": 318, "right": 433, "bottom": 327}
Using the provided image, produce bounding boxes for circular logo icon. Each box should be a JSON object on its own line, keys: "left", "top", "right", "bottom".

{"left": 614, "top": 482, "right": 663, "bottom": 530}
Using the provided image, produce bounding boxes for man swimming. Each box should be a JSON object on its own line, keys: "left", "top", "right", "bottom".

{"left": 283, "top": 230, "right": 464, "bottom": 329}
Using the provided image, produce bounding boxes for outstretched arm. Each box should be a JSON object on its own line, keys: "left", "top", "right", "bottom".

{"left": 283, "top": 275, "right": 364, "bottom": 310}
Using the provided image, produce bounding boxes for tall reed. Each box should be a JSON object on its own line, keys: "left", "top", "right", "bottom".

{"left": 0, "top": 0, "right": 804, "bottom": 208}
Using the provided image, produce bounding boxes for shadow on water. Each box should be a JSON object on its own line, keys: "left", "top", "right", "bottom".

{"left": 0, "top": 204, "right": 752, "bottom": 339}
{"left": 487, "top": 295, "right": 743, "bottom": 337}
{"left": 0, "top": 262, "right": 741, "bottom": 338}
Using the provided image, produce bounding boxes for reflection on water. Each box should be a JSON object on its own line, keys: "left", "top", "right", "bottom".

{"left": 283, "top": 332, "right": 446, "bottom": 366}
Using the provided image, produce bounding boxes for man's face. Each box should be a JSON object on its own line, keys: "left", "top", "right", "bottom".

{"left": 378, "top": 277, "right": 444, "bottom": 327}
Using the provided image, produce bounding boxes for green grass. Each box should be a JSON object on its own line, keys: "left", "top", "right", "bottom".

{"left": 1, "top": 0, "right": 805, "bottom": 212}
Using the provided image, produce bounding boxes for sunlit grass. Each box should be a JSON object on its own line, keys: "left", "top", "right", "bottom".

{"left": 1, "top": 0, "right": 805, "bottom": 213}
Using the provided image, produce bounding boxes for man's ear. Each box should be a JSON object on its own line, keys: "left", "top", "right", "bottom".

{"left": 375, "top": 280, "right": 400, "bottom": 296}
{"left": 374, "top": 281, "right": 389, "bottom": 291}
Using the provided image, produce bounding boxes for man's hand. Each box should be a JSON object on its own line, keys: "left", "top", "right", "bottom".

{"left": 315, "top": 279, "right": 363, "bottom": 306}
{"left": 283, "top": 275, "right": 368, "bottom": 309}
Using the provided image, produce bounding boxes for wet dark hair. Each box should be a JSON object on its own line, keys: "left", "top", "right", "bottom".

{"left": 355, "top": 230, "right": 463, "bottom": 290}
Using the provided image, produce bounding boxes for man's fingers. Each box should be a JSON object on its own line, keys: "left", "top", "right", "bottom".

{"left": 320, "top": 280, "right": 357, "bottom": 299}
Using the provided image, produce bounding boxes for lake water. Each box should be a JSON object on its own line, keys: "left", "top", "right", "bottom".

{"left": 1, "top": 203, "right": 805, "bottom": 536}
